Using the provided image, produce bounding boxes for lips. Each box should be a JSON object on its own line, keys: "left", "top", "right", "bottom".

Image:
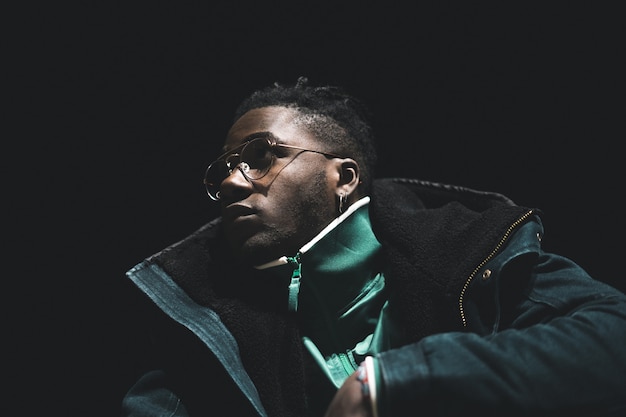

{"left": 222, "top": 204, "right": 257, "bottom": 223}
{"left": 221, "top": 204, "right": 262, "bottom": 245}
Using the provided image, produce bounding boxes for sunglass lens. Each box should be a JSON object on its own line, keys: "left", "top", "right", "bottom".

{"left": 240, "top": 139, "right": 273, "bottom": 179}
{"left": 203, "top": 138, "right": 274, "bottom": 200}
{"left": 204, "top": 161, "right": 230, "bottom": 199}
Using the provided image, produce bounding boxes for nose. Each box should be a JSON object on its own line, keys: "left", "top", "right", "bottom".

{"left": 219, "top": 163, "right": 253, "bottom": 201}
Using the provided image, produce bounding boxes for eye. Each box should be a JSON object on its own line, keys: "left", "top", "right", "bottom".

{"left": 242, "top": 139, "right": 274, "bottom": 170}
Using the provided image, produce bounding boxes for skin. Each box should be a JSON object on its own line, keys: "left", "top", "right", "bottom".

{"left": 324, "top": 371, "right": 372, "bottom": 417}
{"left": 218, "top": 106, "right": 370, "bottom": 416}
{"left": 219, "top": 106, "right": 361, "bottom": 267}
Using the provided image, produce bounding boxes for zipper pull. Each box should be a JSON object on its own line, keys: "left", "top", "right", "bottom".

{"left": 286, "top": 253, "right": 302, "bottom": 312}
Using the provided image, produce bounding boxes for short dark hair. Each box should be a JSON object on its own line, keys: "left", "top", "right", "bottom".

{"left": 233, "top": 76, "right": 378, "bottom": 194}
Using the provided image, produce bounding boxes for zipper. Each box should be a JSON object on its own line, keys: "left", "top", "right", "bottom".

{"left": 458, "top": 209, "right": 534, "bottom": 327}
{"left": 286, "top": 252, "right": 302, "bottom": 312}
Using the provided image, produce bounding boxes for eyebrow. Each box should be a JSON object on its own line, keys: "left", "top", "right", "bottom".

{"left": 220, "top": 132, "right": 274, "bottom": 155}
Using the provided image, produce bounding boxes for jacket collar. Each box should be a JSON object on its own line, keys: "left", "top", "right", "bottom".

{"left": 253, "top": 196, "right": 372, "bottom": 270}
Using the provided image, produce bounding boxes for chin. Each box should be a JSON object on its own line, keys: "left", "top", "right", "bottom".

{"left": 227, "top": 236, "right": 280, "bottom": 267}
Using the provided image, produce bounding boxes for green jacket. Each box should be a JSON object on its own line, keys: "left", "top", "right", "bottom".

{"left": 121, "top": 178, "right": 626, "bottom": 416}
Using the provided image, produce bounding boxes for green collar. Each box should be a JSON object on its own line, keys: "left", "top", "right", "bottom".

{"left": 255, "top": 197, "right": 382, "bottom": 313}
{"left": 257, "top": 198, "right": 386, "bottom": 352}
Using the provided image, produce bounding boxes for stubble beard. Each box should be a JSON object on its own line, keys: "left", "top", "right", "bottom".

{"left": 231, "top": 172, "right": 335, "bottom": 266}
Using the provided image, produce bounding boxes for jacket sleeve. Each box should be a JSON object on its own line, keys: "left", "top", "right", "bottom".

{"left": 375, "top": 223, "right": 626, "bottom": 416}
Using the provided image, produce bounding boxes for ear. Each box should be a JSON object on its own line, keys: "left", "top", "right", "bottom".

{"left": 335, "top": 158, "right": 360, "bottom": 199}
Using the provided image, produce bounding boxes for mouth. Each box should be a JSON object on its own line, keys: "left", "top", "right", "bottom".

{"left": 221, "top": 204, "right": 263, "bottom": 246}
{"left": 222, "top": 204, "right": 257, "bottom": 223}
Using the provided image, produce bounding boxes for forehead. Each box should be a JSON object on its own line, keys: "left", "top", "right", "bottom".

{"left": 224, "top": 106, "right": 317, "bottom": 149}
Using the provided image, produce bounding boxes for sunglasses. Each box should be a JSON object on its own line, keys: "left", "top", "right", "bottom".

{"left": 203, "top": 136, "right": 344, "bottom": 200}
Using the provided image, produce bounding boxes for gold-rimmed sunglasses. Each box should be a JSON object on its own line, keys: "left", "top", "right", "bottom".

{"left": 203, "top": 136, "right": 344, "bottom": 200}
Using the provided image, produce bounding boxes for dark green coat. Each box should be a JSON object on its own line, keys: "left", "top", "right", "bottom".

{"left": 121, "top": 178, "right": 626, "bottom": 417}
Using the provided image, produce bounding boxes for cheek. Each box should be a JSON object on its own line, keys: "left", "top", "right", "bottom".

{"left": 292, "top": 170, "right": 336, "bottom": 218}
{"left": 268, "top": 169, "right": 335, "bottom": 225}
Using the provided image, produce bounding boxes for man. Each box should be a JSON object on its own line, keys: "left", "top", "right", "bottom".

{"left": 121, "top": 77, "right": 626, "bottom": 416}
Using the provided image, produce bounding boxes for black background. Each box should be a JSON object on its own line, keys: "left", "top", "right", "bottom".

{"left": 7, "top": 3, "right": 624, "bottom": 416}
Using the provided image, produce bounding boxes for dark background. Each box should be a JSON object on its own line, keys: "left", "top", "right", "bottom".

{"left": 8, "top": 3, "right": 623, "bottom": 416}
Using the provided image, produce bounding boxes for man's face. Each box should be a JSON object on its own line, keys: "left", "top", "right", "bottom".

{"left": 217, "top": 106, "right": 340, "bottom": 266}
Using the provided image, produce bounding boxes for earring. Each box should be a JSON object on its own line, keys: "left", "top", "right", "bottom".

{"left": 338, "top": 193, "right": 348, "bottom": 214}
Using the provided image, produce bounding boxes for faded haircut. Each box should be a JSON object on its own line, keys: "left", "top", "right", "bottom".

{"left": 233, "top": 76, "right": 378, "bottom": 194}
